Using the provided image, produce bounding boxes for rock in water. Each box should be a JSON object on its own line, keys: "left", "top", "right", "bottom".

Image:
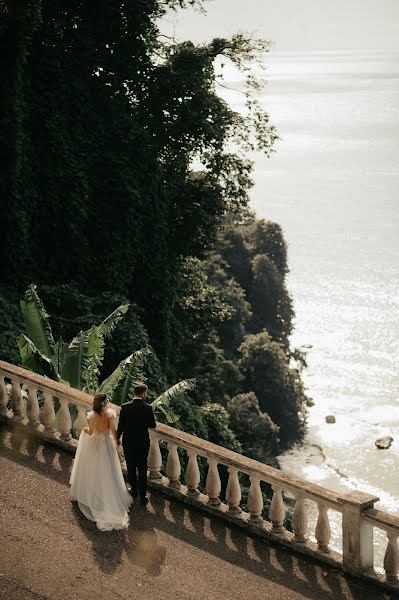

{"left": 375, "top": 436, "right": 393, "bottom": 449}
{"left": 325, "top": 415, "right": 336, "bottom": 424}
{"left": 306, "top": 398, "right": 315, "bottom": 407}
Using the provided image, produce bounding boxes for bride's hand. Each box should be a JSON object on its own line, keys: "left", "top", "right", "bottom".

{"left": 83, "top": 427, "right": 89, "bottom": 434}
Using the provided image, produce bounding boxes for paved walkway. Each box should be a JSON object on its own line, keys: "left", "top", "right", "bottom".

{"left": 0, "top": 423, "right": 394, "bottom": 600}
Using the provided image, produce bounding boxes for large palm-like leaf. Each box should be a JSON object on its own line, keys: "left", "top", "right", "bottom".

{"left": 60, "top": 330, "right": 88, "bottom": 389}
{"left": 16, "top": 286, "right": 196, "bottom": 427}
{"left": 104, "top": 349, "right": 149, "bottom": 405}
{"left": 53, "top": 339, "right": 68, "bottom": 377}
{"left": 18, "top": 334, "right": 60, "bottom": 381}
{"left": 20, "top": 284, "right": 55, "bottom": 360}
{"left": 59, "top": 304, "right": 130, "bottom": 389}
{"left": 81, "top": 325, "right": 105, "bottom": 394}
{"left": 98, "top": 304, "right": 129, "bottom": 338}
{"left": 151, "top": 379, "right": 196, "bottom": 424}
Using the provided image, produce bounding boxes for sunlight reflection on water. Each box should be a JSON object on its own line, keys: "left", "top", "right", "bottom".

{"left": 237, "top": 49, "right": 399, "bottom": 564}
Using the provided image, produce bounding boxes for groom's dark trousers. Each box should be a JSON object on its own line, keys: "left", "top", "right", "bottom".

{"left": 125, "top": 447, "right": 148, "bottom": 498}
{"left": 116, "top": 398, "right": 156, "bottom": 498}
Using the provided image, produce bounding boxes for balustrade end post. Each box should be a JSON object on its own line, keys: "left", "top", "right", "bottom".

{"left": 341, "top": 491, "right": 379, "bottom": 575}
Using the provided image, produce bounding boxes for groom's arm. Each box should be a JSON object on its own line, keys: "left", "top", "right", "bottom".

{"left": 116, "top": 405, "right": 126, "bottom": 444}
{"left": 147, "top": 405, "right": 156, "bottom": 429}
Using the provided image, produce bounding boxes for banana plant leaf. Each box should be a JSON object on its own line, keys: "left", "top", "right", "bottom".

{"left": 151, "top": 379, "right": 196, "bottom": 424}
{"left": 20, "top": 284, "right": 56, "bottom": 361}
{"left": 98, "top": 304, "right": 129, "bottom": 338}
{"left": 105, "top": 349, "right": 149, "bottom": 406}
{"left": 154, "top": 403, "right": 180, "bottom": 424}
{"left": 53, "top": 339, "right": 68, "bottom": 376}
{"left": 18, "top": 334, "right": 60, "bottom": 381}
{"left": 60, "top": 331, "right": 88, "bottom": 389}
{"left": 81, "top": 325, "right": 105, "bottom": 394}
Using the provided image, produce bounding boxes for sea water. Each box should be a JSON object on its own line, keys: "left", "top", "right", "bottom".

{"left": 246, "top": 49, "right": 399, "bottom": 563}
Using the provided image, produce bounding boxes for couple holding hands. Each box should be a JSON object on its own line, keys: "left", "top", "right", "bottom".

{"left": 70, "top": 383, "right": 156, "bottom": 531}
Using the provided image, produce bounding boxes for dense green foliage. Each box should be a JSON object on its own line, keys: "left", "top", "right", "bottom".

{"left": 17, "top": 284, "right": 196, "bottom": 424}
{"left": 0, "top": 0, "right": 307, "bottom": 460}
{"left": 0, "top": 0, "right": 275, "bottom": 365}
{"left": 171, "top": 215, "right": 307, "bottom": 453}
{"left": 227, "top": 393, "right": 279, "bottom": 461}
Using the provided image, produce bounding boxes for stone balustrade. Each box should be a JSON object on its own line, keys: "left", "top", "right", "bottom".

{"left": 0, "top": 359, "right": 398, "bottom": 592}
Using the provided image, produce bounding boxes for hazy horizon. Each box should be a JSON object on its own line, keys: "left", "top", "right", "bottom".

{"left": 162, "top": 0, "right": 399, "bottom": 52}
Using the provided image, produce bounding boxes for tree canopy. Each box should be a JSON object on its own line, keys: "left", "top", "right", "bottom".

{"left": 0, "top": 0, "right": 308, "bottom": 460}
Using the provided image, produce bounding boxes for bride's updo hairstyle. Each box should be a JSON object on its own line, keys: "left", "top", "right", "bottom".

{"left": 93, "top": 393, "right": 109, "bottom": 415}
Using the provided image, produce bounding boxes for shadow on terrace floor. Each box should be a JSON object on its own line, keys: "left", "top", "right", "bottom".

{"left": 0, "top": 422, "right": 394, "bottom": 600}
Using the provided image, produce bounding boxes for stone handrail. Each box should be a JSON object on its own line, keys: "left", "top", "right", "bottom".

{"left": 364, "top": 509, "right": 399, "bottom": 534}
{"left": 0, "top": 359, "right": 398, "bottom": 590}
{"left": 150, "top": 421, "right": 343, "bottom": 507}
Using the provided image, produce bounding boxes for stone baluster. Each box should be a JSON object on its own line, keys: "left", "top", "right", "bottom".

{"left": 0, "top": 374, "right": 9, "bottom": 416}
{"left": 148, "top": 433, "right": 162, "bottom": 480}
{"left": 166, "top": 442, "right": 181, "bottom": 488}
{"left": 185, "top": 450, "right": 200, "bottom": 496}
{"left": 315, "top": 503, "right": 331, "bottom": 553}
{"left": 73, "top": 405, "right": 88, "bottom": 438}
{"left": 27, "top": 386, "right": 40, "bottom": 427}
{"left": 11, "top": 379, "right": 23, "bottom": 420}
{"left": 383, "top": 532, "right": 399, "bottom": 583}
{"left": 206, "top": 458, "right": 221, "bottom": 506}
{"left": 58, "top": 397, "right": 72, "bottom": 441}
{"left": 226, "top": 467, "right": 242, "bottom": 514}
{"left": 292, "top": 494, "right": 308, "bottom": 543}
{"left": 248, "top": 475, "right": 263, "bottom": 522}
{"left": 42, "top": 391, "right": 56, "bottom": 433}
{"left": 270, "top": 485, "right": 286, "bottom": 534}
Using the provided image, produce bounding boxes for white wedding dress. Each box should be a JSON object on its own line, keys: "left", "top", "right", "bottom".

{"left": 70, "top": 408, "right": 131, "bottom": 531}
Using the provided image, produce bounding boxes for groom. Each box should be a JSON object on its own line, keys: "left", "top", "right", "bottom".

{"left": 116, "top": 383, "right": 156, "bottom": 505}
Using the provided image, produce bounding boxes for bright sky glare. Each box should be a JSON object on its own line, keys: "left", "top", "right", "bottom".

{"left": 162, "top": 0, "right": 399, "bottom": 51}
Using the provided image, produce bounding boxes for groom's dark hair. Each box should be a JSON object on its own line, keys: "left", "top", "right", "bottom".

{"left": 134, "top": 383, "right": 148, "bottom": 396}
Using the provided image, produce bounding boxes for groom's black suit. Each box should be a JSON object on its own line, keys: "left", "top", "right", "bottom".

{"left": 117, "top": 398, "right": 156, "bottom": 499}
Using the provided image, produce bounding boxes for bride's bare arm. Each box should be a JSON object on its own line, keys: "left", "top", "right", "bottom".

{"left": 110, "top": 419, "right": 118, "bottom": 444}
{"left": 83, "top": 414, "right": 95, "bottom": 435}
{"left": 107, "top": 409, "right": 119, "bottom": 445}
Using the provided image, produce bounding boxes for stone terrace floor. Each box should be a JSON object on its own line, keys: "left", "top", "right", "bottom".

{"left": 0, "top": 423, "right": 395, "bottom": 600}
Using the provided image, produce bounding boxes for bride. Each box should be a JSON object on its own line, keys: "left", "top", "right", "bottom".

{"left": 70, "top": 393, "right": 132, "bottom": 531}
